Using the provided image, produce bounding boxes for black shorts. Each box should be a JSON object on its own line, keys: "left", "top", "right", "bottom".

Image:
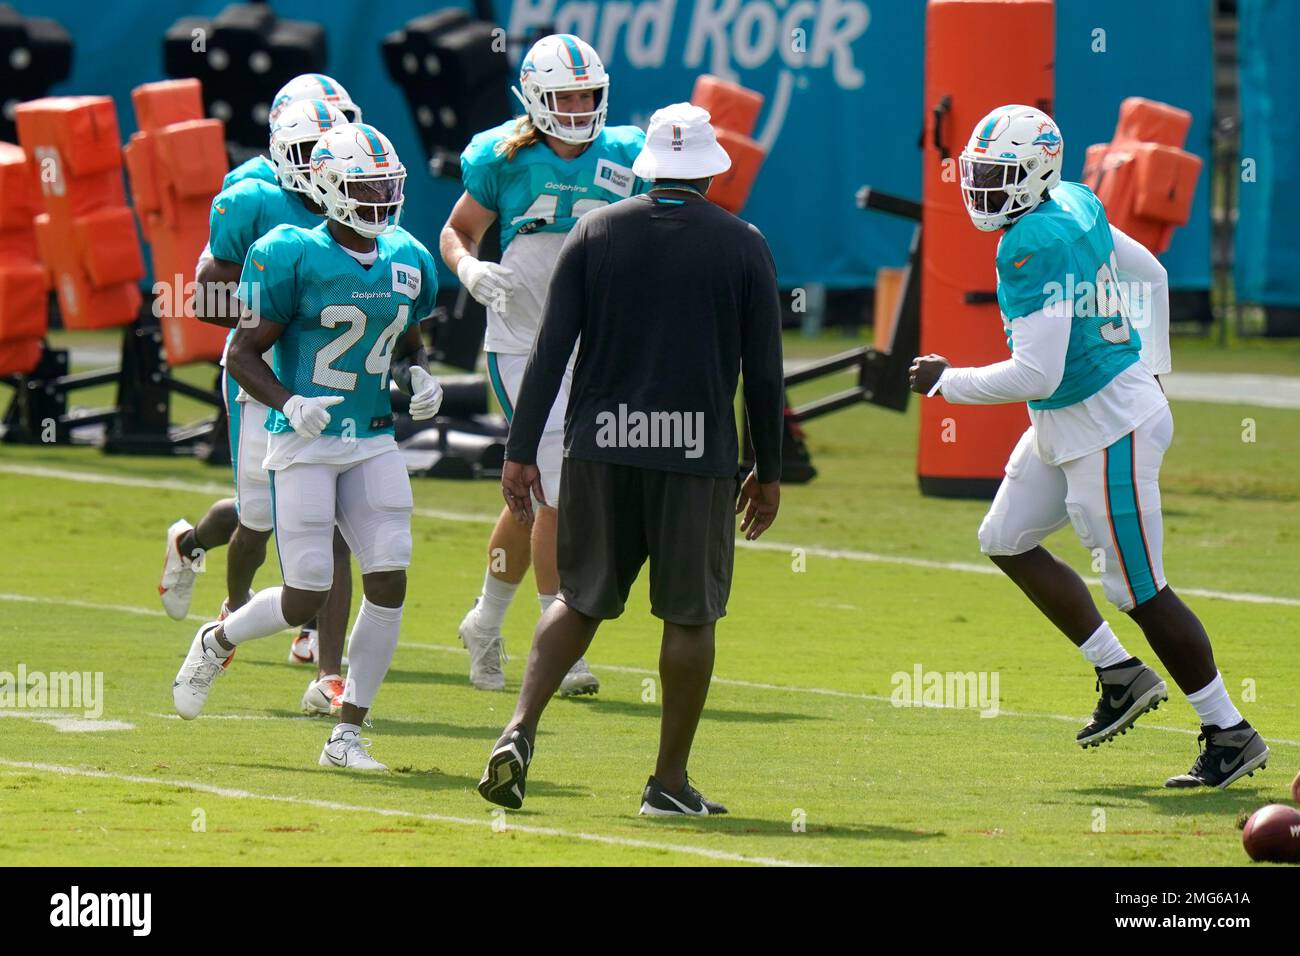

{"left": 557, "top": 458, "right": 739, "bottom": 626}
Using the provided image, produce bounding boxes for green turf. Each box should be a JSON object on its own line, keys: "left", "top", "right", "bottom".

{"left": 0, "top": 332, "right": 1296, "bottom": 866}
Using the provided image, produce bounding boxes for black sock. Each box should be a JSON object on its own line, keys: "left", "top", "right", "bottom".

{"left": 177, "top": 528, "right": 199, "bottom": 561}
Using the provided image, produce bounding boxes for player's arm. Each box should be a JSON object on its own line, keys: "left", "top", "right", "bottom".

{"left": 1110, "top": 225, "right": 1171, "bottom": 377}
{"left": 442, "top": 190, "right": 513, "bottom": 311}
{"left": 913, "top": 298, "right": 1071, "bottom": 404}
{"left": 227, "top": 317, "right": 289, "bottom": 410}
{"left": 389, "top": 324, "right": 442, "bottom": 421}
{"left": 501, "top": 219, "right": 587, "bottom": 517}
{"left": 193, "top": 253, "right": 243, "bottom": 328}
{"left": 737, "top": 227, "right": 784, "bottom": 540}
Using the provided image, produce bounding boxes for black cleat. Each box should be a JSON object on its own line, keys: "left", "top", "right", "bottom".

{"left": 478, "top": 726, "right": 533, "bottom": 809}
{"left": 1076, "top": 657, "right": 1168, "bottom": 749}
{"left": 1165, "top": 721, "right": 1270, "bottom": 789}
{"left": 639, "top": 775, "right": 728, "bottom": 817}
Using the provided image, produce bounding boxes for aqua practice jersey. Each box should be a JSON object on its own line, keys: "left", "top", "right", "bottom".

{"left": 222, "top": 154, "right": 278, "bottom": 192}
{"left": 996, "top": 181, "right": 1142, "bottom": 410}
{"left": 237, "top": 222, "right": 439, "bottom": 440}
{"left": 460, "top": 119, "right": 648, "bottom": 252}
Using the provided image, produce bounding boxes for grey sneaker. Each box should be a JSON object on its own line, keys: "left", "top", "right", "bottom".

{"left": 1076, "top": 657, "right": 1168, "bottom": 748}
{"left": 1165, "top": 722, "right": 1269, "bottom": 789}
{"left": 558, "top": 657, "right": 599, "bottom": 697}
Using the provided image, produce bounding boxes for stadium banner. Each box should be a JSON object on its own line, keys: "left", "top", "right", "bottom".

{"left": 30, "top": 0, "right": 1209, "bottom": 291}
{"left": 1235, "top": 0, "right": 1300, "bottom": 307}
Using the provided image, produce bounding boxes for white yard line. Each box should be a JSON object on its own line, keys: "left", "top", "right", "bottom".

{"left": 3, "top": 591, "right": 1300, "bottom": 748}
{"left": 0, "top": 758, "right": 812, "bottom": 867}
{"left": 3, "top": 461, "right": 1298, "bottom": 608}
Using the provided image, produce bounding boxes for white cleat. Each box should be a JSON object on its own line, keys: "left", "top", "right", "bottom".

{"left": 558, "top": 657, "right": 600, "bottom": 697}
{"left": 159, "top": 519, "right": 199, "bottom": 621}
{"left": 319, "top": 729, "right": 387, "bottom": 771}
{"left": 172, "top": 622, "right": 234, "bottom": 719}
{"left": 459, "top": 601, "right": 506, "bottom": 691}
{"left": 290, "top": 628, "right": 318, "bottom": 665}
{"left": 302, "top": 674, "right": 344, "bottom": 717}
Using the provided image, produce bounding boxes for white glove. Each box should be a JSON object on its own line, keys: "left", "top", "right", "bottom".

{"left": 457, "top": 255, "right": 514, "bottom": 313}
{"left": 282, "top": 394, "right": 344, "bottom": 439}
{"left": 408, "top": 366, "right": 444, "bottom": 421}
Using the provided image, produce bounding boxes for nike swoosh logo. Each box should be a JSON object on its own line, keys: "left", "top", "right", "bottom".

{"left": 325, "top": 749, "right": 347, "bottom": 766}
{"left": 1014, "top": 255, "right": 1033, "bottom": 269}
{"left": 1108, "top": 693, "right": 1131, "bottom": 709}
{"left": 1219, "top": 753, "right": 1247, "bottom": 774}
{"left": 214, "top": 205, "right": 226, "bottom": 214}
{"left": 252, "top": 259, "right": 265, "bottom": 271}
{"left": 657, "top": 791, "right": 705, "bottom": 815}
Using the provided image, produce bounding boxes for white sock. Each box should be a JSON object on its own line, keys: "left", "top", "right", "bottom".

{"left": 538, "top": 592, "right": 558, "bottom": 616}
{"left": 1079, "top": 621, "right": 1131, "bottom": 669}
{"left": 1186, "top": 672, "right": 1243, "bottom": 729}
{"left": 477, "top": 572, "right": 517, "bottom": 632}
{"left": 331, "top": 722, "right": 360, "bottom": 739}
{"left": 220, "top": 587, "right": 290, "bottom": 646}
{"left": 342, "top": 599, "right": 402, "bottom": 710}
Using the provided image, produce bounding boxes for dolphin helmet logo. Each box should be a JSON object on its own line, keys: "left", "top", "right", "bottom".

{"left": 1032, "top": 124, "right": 1062, "bottom": 157}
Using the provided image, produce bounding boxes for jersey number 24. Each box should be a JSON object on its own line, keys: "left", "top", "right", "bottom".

{"left": 312, "top": 304, "right": 407, "bottom": 391}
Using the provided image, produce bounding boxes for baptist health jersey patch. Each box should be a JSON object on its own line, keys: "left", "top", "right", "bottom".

{"left": 594, "top": 159, "right": 635, "bottom": 199}
{"left": 391, "top": 263, "right": 421, "bottom": 299}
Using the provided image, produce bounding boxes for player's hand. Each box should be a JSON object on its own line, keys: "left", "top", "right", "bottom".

{"left": 407, "top": 366, "right": 444, "bottom": 421}
{"left": 457, "top": 256, "right": 514, "bottom": 314}
{"left": 501, "top": 460, "right": 544, "bottom": 523}
{"left": 909, "top": 354, "right": 950, "bottom": 395}
{"left": 283, "top": 394, "right": 344, "bottom": 439}
{"left": 735, "top": 468, "right": 780, "bottom": 540}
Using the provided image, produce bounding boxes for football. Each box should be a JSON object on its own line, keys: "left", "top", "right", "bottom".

{"left": 1242, "top": 804, "right": 1300, "bottom": 863}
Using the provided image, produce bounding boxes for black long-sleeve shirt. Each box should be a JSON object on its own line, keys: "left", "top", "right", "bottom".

{"left": 505, "top": 191, "right": 785, "bottom": 483}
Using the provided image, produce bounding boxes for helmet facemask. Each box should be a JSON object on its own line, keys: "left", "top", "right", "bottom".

{"left": 514, "top": 80, "right": 608, "bottom": 145}
{"left": 959, "top": 154, "right": 1045, "bottom": 232}
{"left": 312, "top": 164, "right": 406, "bottom": 239}
{"left": 271, "top": 134, "right": 323, "bottom": 195}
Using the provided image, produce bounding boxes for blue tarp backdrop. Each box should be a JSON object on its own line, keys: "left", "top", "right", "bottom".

{"left": 25, "top": 0, "right": 1211, "bottom": 291}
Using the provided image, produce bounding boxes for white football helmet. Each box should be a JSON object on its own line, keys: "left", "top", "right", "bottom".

{"left": 269, "top": 99, "right": 347, "bottom": 195}
{"left": 513, "top": 34, "right": 608, "bottom": 145}
{"left": 269, "top": 73, "right": 362, "bottom": 124}
{"left": 309, "top": 123, "right": 406, "bottom": 239}
{"left": 959, "top": 105, "right": 1063, "bottom": 231}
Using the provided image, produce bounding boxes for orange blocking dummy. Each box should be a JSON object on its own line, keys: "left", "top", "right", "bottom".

{"left": 918, "top": 0, "right": 1053, "bottom": 497}
{"left": 15, "top": 96, "right": 144, "bottom": 332}
{"left": 0, "top": 142, "right": 47, "bottom": 376}
{"left": 1081, "top": 97, "right": 1201, "bottom": 255}
{"left": 123, "top": 79, "right": 229, "bottom": 365}
{"left": 690, "top": 75, "right": 766, "bottom": 215}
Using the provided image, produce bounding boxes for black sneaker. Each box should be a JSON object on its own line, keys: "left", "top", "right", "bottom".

{"left": 477, "top": 726, "right": 533, "bottom": 809}
{"left": 1076, "top": 657, "right": 1168, "bottom": 748}
{"left": 1165, "top": 721, "right": 1270, "bottom": 789}
{"left": 639, "top": 775, "right": 728, "bottom": 817}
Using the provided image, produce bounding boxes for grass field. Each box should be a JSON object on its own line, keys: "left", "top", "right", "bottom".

{"left": 1, "top": 331, "right": 1298, "bottom": 866}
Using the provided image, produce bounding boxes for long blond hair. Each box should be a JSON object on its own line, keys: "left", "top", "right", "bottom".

{"left": 497, "top": 116, "right": 545, "bottom": 162}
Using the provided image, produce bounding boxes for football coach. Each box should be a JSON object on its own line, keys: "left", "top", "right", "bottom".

{"left": 477, "top": 103, "right": 786, "bottom": 817}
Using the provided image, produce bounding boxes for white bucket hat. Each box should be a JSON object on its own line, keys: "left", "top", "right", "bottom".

{"left": 632, "top": 103, "right": 733, "bottom": 181}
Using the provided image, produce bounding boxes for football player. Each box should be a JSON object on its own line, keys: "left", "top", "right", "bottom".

{"left": 440, "top": 33, "right": 647, "bottom": 694}
{"left": 172, "top": 123, "right": 442, "bottom": 771}
{"left": 909, "top": 105, "right": 1268, "bottom": 789}
{"left": 221, "top": 73, "right": 362, "bottom": 191}
{"left": 160, "top": 98, "right": 354, "bottom": 716}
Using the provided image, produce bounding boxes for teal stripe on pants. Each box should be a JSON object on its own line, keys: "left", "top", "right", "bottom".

{"left": 224, "top": 368, "right": 242, "bottom": 484}
{"left": 486, "top": 353, "right": 514, "bottom": 422}
{"left": 1104, "top": 432, "right": 1157, "bottom": 607}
